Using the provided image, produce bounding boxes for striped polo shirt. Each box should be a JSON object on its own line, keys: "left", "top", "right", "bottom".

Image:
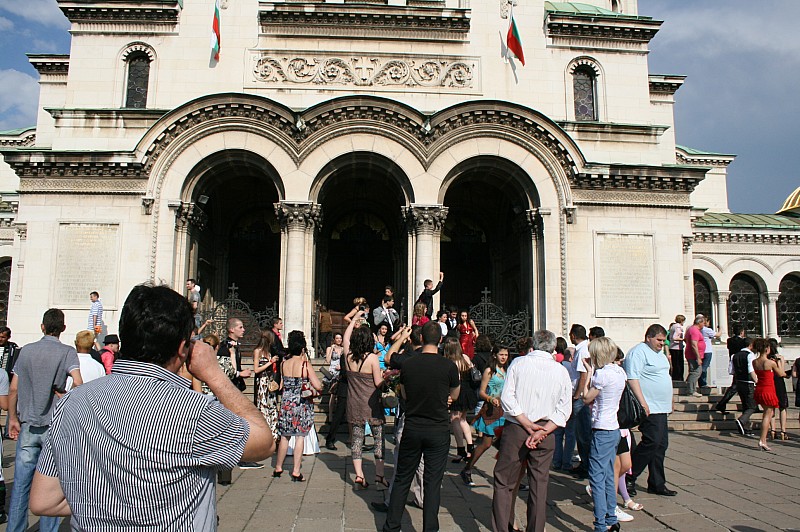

{"left": 37, "top": 359, "right": 250, "bottom": 531}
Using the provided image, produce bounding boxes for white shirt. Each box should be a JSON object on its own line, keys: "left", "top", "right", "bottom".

{"left": 439, "top": 322, "right": 448, "bottom": 337}
{"left": 501, "top": 350, "right": 572, "bottom": 428}
{"left": 571, "top": 339, "right": 590, "bottom": 392}
{"left": 589, "top": 363, "right": 627, "bottom": 430}
{"left": 728, "top": 348, "right": 757, "bottom": 381}
{"left": 67, "top": 353, "right": 106, "bottom": 390}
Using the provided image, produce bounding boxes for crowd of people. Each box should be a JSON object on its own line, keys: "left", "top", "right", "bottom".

{"left": 0, "top": 277, "right": 797, "bottom": 531}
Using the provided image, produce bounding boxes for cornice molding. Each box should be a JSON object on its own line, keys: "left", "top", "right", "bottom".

{"left": 27, "top": 54, "right": 70, "bottom": 75}
{"left": 258, "top": 2, "right": 470, "bottom": 39}
{"left": 558, "top": 121, "right": 668, "bottom": 138}
{"left": 573, "top": 165, "right": 706, "bottom": 192}
{"left": 676, "top": 150, "right": 735, "bottom": 168}
{"left": 649, "top": 75, "right": 685, "bottom": 95}
{"left": 0, "top": 131, "right": 36, "bottom": 148}
{"left": 58, "top": 0, "right": 181, "bottom": 24}
{"left": 545, "top": 13, "right": 661, "bottom": 43}
{"left": 693, "top": 231, "right": 800, "bottom": 246}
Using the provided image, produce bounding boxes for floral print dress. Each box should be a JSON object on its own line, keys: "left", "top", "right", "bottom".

{"left": 277, "top": 376, "right": 314, "bottom": 437}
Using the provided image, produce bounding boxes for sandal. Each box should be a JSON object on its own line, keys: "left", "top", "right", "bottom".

{"left": 354, "top": 475, "right": 369, "bottom": 489}
{"left": 624, "top": 499, "right": 644, "bottom": 511}
{"left": 781, "top": 431, "right": 790, "bottom": 441}
{"left": 768, "top": 429, "right": 776, "bottom": 440}
{"left": 272, "top": 469, "right": 283, "bottom": 478}
{"left": 375, "top": 475, "right": 390, "bottom": 490}
{"left": 290, "top": 473, "right": 305, "bottom": 482}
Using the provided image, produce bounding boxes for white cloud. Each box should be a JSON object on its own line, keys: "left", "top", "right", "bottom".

{"left": 0, "top": 16, "right": 13, "bottom": 31}
{"left": 0, "top": 0, "right": 69, "bottom": 30}
{"left": 0, "top": 69, "right": 40, "bottom": 131}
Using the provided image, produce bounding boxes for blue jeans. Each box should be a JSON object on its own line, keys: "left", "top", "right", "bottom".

{"left": 699, "top": 351, "right": 713, "bottom": 387}
{"left": 7, "top": 424, "right": 60, "bottom": 532}
{"left": 570, "top": 398, "right": 591, "bottom": 471}
{"left": 552, "top": 417, "right": 576, "bottom": 471}
{"left": 588, "top": 429, "right": 620, "bottom": 532}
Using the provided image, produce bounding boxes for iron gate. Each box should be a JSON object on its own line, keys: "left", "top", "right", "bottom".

{"left": 200, "top": 284, "right": 278, "bottom": 351}
{"left": 468, "top": 288, "right": 531, "bottom": 349}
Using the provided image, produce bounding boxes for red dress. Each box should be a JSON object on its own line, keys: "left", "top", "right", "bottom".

{"left": 458, "top": 322, "right": 476, "bottom": 359}
{"left": 754, "top": 369, "right": 779, "bottom": 408}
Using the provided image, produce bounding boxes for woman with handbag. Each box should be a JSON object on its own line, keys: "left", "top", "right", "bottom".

{"left": 445, "top": 336, "right": 479, "bottom": 463}
{"left": 343, "top": 314, "right": 387, "bottom": 490}
{"left": 457, "top": 310, "right": 479, "bottom": 359}
{"left": 461, "top": 344, "right": 509, "bottom": 487}
{"left": 582, "top": 337, "right": 627, "bottom": 532}
{"left": 274, "top": 331, "right": 322, "bottom": 482}
{"left": 253, "top": 330, "right": 280, "bottom": 444}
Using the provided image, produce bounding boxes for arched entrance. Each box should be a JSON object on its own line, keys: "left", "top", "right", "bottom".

{"left": 313, "top": 154, "right": 411, "bottom": 316}
{"left": 440, "top": 156, "right": 539, "bottom": 314}
{"left": 182, "top": 150, "right": 283, "bottom": 310}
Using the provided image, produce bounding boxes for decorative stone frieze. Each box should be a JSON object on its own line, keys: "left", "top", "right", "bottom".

{"left": 571, "top": 167, "right": 704, "bottom": 192}
{"left": 649, "top": 75, "right": 685, "bottom": 95}
{"left": 258, "top": 2, "right": 470, "bottom": 38}
{"left": 545, "top": 12, "right": 661, "bottom": 43}
{"left": 250, "top": 52, "right": 477, "bottom": 91}
{"left": 28, "top": 55, "right": 70, "bottom": 75}
{"left": 174, "top": 202, "right": 208, "bottom": 232}
{"left": 403, "top": 205, "right": 448, "bottom": 235}
{"left": 58, "top": 1, "right": 181, "bottom": 24}
{"left": 274, "top": 202, "right": 322, "bottom": 231}
{"left": 693, "top": 232, "right": 800, "bottom": 246}
{"left": 573, "top": 190, "right": 689, "bottom": 207}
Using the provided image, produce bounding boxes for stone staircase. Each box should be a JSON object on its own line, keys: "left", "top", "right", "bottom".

{"left": 670, "top": 381, "right": 799, "bottom": 432}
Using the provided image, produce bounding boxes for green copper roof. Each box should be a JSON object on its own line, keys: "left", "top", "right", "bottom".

{"left": 544, "top": 2, "right": 652, "bottom": 19}
{"left": 0, "top": 127, "right": 35, "bottom": 137}
{"left": 695, "top": 212, "right": 800, "bottom": 229}
{"left": 677, "top": 145, "right": 736, "bottom": 157}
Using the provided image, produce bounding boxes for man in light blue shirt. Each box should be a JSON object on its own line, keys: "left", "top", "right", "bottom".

{"left": 622, "top": 324, "right": 677, "bottom": 498}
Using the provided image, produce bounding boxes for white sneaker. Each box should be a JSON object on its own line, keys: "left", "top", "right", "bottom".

{"left": 615, "top": 506, "right": 634, "bottom": 522}
{"left": 692, "top": 392, "right": 703, "bottom": 397}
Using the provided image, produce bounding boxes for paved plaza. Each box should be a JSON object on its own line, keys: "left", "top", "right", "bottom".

{"left": 3, "top": 423, "right": 800, "bottom": 532}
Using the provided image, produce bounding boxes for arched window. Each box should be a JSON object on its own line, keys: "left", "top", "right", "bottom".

{"left": 0, "top": 259, "right": 10, "bottom": 327}
{"left": 125, "top": 51, "right": 151, "bottom": 108}
{"left": 728, "top": 274, "right": 763, "bottom": 337}
{"left": 573, "top": 65, "right": 597, "bottom": 121}
{"left": 611, "top": 0, "right": 621, "bottom": 13}
{"left": 777, "top": 274, "right": 800, "bottom": 338}
{"left": 693, "top": 273, "right": 713, "bottom": 322}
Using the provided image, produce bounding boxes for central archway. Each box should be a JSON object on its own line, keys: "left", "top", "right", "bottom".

{"left": 313, "top": 153, "right": 412, "bottom": 316}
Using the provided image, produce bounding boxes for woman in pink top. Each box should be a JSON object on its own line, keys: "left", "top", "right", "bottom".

{"left": 683, "top": 316, "right": 706, "bottom": 396}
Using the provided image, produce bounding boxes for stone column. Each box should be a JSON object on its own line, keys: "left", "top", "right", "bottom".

{"left": 765, "top": 291, "right": 781, "bottom": 341}
{"left": 404, "top": 205, "right": 448, "bottom": 306}
{"left": 714, "top": 290, "right": 731, "bottom": 340}
{"left": 171, "top": 201, "right": 207, "bottom": 290}
{"left": 275, "top": 201, "right": 322, "bottom": 335}
{"left": 524, "top": 209, "right": 544, "bottom": 330}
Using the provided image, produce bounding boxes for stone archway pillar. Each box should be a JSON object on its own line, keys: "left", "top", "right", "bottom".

{"left": 714, "top": 290, "right": 731, "bottom": 340}
{"left": 276, "top": 202, "right": 322, "bottom": 336}
{"left": 404, "top": 205, "right": 448, "bottom": 313}
{"left": 765, "top": 291, "right": 781, "bottom": 341}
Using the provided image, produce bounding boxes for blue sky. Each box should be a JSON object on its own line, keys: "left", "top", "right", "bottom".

{"left": 0, "top": 0, "right": 797, "bottom": 213}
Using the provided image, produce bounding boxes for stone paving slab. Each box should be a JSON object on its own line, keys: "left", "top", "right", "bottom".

{"left": 2, "top": 430, "right": 800, "bottom": 531}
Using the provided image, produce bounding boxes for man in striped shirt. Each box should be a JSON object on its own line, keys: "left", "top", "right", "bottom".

{"left": 30, "top": 284, "right": 274, "bottom": 531}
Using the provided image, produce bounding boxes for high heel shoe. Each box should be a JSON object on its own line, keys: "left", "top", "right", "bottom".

{"left": 354, "top": 476, "right": 369, "bottom": 489}
{"left": 375, "top": 475, "right": 390, "bottom": 490}
{"left": 272, "top": 469, "right": 283, "bottom": 478}
{"left": 781, "top": 431, "right": 790, "bottom": 441}
{"left": 758, "top": 441, "right": 773, "bottom": 452}
{"left": 290, "top": 472, "right": 305, "bottom": 482}
{"left": 768, "top": 429, "right": 775, "bottom": 440}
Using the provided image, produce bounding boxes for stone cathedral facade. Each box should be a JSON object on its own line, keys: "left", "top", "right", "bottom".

{"left": 0, "top": 0, "right": 799, "bottom": 365}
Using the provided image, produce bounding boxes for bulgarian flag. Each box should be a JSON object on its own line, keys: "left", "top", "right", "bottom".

{"left": 506, "top": 8, "right": 525, "bottom": 66}
{"left": 211, "top": 0, "right": 221, "bottom": 61}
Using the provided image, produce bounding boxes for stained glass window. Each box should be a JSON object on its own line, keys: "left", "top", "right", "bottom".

{"left": 125, "top": 52, "right": 150, "bottom": 109}
{"left": 573, "top": 66, "right": 596, "bottom": 121}
{"left": 728, "top": 274, "right": 763, "bottom": 337}
{"left": 0, "top": 260, "right": 10, "bottom": 328}
{"left": 693, "top": 273, "right": 713, "bottom": 323}
{"left": 778, "top": 274, "right": 800, "bottom": 338}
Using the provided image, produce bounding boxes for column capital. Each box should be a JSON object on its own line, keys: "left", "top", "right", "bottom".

{"left": 403, "top": 204, "right": 448, "bottom": 235}
{"left": 275, "top": 201, "right": 323, "bottom": 231}
{"left": 171, "top": 201, "right": 207, "bottom": 232}
{"left": 682, "top": 235, "right": 693, "bottom": 253}
{"left": 766, "top": 291, "right": 781, "bottom": 303}
{"left": 715, "top": 290, "right": 732, "bottom": 301}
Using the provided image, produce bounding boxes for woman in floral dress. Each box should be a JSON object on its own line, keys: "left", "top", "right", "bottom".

{"left": 253, "top": 330, "right": 280, "bottom": 442}
{"left": 274, "top": 330, "right": 322, "bottom": 481}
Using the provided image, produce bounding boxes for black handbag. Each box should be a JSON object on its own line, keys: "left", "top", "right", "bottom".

{"left": 617, "top": 382, "right": 646, "bottom": 429}
{"left": 470, "top": 365, "right": 482, "bottom": 383}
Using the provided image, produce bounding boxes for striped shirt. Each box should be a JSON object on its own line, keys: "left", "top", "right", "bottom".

{"left": 37, "top": 359, "right": 250, "bottom": 531}
{"left": 87, "top": 299, "right": 103, "bottom": 329}
{"left": 501, "top": 350, "right": 573, "bottom": 427}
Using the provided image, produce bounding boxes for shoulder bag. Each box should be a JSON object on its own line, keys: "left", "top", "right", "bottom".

{"left": 299, "top": 359, "right": 319, "bottom": 400}
{"left": 617, "top": 382, "right": 646, "bottom": 429}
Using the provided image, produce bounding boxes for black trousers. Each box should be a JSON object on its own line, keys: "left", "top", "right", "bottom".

{"left": 736, "top": 382, "right": 757, "bottom": 429}
{"left": 669, "top": 348, "right": 684, "bottom": 381}
{"left": 716, "top": 374, "right": 738, "bottom": 410}
{"left": 630, "top": 413, "right": 668, "bottom": 491}
{"left": 383, "top": 426, "right": 449, "bottom": 532}
{"left": 326, "top": 393, "right": 348, "bottom": 444}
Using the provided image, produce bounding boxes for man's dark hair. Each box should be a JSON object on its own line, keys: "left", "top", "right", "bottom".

{"left": 90, "top": 291, "right": 99, "bottom": 298}
{"left": 186, "top": 278, "right": 196, "bottom": 285}
{"left": 589, "top": 326, "right": 605, "bottom": 339}
{"left": 383, "top": 295, "right": 394, "bottom": 304}
{"left": 0, "top": 326, "right": 10, "bottom": 336}
{"left": 421, "top": 321, "right": 441, "bottom": 346}
{"left": 437, "top": 310, "right": 448, "bottom": 320}
{"left": 644, "top": 323, "right": 668, "bottom": 339}
{"left": 385, "top": 285, "right": 394, "bottom": 293}
{"left": 226, "top": 317, "right": 242, "bottom": 332}
{"left": 518, "top": 336, "right": 535, "bottom": 353}
{"left": 271, "top": 317, "right": 282, "bottom": 328}
{"left": 731, "top": 323, "right": 745, "bottom": 337}
{"left": 424, "top": 279, "right": 433, "bottom": 287}
{"left": 569, "top": 324, "right": 587, "bottom": 340}
{"left": 286, "top": 330, "right": 306, "bottom": 358}
{"left": 409, "top": 325, "right": 422, "bottom": 347}
{"left": 118, "top": 285, "right": 193, "bottom": 366}
{"left": 475, "top": 334, "right": 493, "bottom": 352}
{"left": 449, "top": 306, "right": 458, "bottom": 313}
{"left": 42, "top": 308, "right": 66, "bottom": 336}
